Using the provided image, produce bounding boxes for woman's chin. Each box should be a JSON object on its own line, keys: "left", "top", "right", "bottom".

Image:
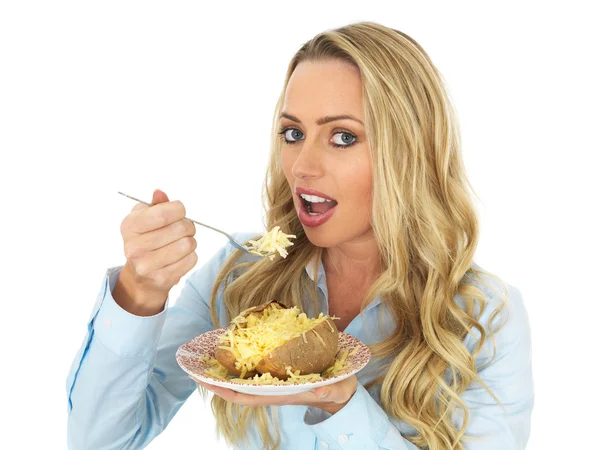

{"left": 302, "top": 225, "right": 339, "bottom": 248}
{"left": 301, "top": 219, "right": 375, "bottom": 250}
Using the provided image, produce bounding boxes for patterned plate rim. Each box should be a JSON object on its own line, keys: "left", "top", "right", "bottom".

{"left": 176, "top": 328, "right": 372, "bottom": 388}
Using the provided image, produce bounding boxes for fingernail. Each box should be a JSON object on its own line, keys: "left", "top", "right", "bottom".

{"left": 314, "top": 389, "right": 328, "bottom": 399}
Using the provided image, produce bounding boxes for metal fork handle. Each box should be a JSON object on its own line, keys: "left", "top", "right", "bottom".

{"left": 117, "top": 191, "right": 250, "bottom": 254}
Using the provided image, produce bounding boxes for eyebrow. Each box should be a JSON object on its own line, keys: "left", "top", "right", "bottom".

{"left": 279, "top": 112, "right": 364, "bottom": 126}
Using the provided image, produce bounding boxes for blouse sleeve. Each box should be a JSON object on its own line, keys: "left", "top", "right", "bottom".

{"left": 304, "top": 284, "right": 534, "bottom": 450}
{"left": 305, "top": 383, "right": 419, "bottom": 449}
{"left": 65, "top": 239, "right": 236, "bottom": 449}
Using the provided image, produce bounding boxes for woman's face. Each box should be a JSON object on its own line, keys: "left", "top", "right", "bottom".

{"left": 280, "top": 59, "right": 373, "bottom": 248}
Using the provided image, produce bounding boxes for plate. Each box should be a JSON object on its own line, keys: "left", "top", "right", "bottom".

{"left": 176, "top": 328, "right": 371, "bottom": 396}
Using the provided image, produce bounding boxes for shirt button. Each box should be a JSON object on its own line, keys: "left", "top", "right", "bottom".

{"left": 338, "top": 434, "right": 349, "bottom": 444}
{"left": 104, "top": 318, "right": 112, "bottom": 328}
{"left": 319, "top": 440, "right": 329, "bottom": 448}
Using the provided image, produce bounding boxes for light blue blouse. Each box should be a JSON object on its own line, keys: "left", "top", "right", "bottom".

{"left": 66, "top": 231, "right": 534, "bottom": 449}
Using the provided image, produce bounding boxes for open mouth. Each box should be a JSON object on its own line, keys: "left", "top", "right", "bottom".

{"left": 299, "top": 193, "right": 338, "bottom": 216}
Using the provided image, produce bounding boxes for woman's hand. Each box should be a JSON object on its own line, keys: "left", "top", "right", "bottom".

{"left": 192, "top": 375, "right": 359, "bottom": 415}
{"left": 114, "top": 189, "right": 198, "bottom": 316}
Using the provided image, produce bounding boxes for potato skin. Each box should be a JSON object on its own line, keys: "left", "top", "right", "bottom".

{"left": 255, "top": 318, "right": 339, "bottom": 379}
{"left": 238, "top": 301, "right": 287, "bottom": 318}
{"left": 214, "top": 345, "right": 257, "bottom": 378}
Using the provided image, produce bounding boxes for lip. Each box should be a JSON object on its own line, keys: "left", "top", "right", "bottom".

{"left": 294, "top": 187, "right": 337, "bottom": 202}
{"left": 297, "top": 201, "right": 337, "bottom": 227}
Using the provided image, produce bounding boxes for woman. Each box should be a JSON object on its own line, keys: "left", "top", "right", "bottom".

{"left": 66, "top": 21, "right": 534, "bottom": 449}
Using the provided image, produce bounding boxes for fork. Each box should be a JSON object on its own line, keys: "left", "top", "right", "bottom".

{"left": 117, "top": 191, "right": 257, "bottom": 256}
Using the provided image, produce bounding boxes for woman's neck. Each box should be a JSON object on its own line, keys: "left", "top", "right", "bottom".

{"left": 323, "top": 231, "right": 382, "bottom": 283}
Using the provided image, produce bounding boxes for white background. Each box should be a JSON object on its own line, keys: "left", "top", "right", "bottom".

{"left": 1, "top": 1, "right": 598, "bottom": 449}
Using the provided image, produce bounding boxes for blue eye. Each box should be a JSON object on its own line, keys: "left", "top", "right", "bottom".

{"left": 278, "top": 128, "right": 304, "bottom": 143}
{"left": 277, "top": 127, "right": 358, "bottom": 149}
{"left": 332, "top": 132, "right": 356, "bottom": 148}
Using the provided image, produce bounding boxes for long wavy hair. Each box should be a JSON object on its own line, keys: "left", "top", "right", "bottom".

{"left": 196, "top": 21, "right": 509, "bottom": 450}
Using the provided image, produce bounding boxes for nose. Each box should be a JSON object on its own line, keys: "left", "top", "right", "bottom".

{"left": 291, "top": 139, "right": 324, "bottom": 181}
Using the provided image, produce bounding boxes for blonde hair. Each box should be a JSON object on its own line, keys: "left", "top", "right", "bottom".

{"left": 197, "top": 21, "right": 509, "bottom": 450}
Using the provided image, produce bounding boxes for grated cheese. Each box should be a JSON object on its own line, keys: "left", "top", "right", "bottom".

{"left": 198, "top": 347, "right": 356, "bottom": 385}
{"left": 321, "top": 347, "right": 358, "bottom": 378}
{"left": 217, "top": 302, "right": 333, "bottom": 374}
{"left": 311, "top": 328, "right": 326, "bottom": 347}
{"left": 243, "top": 226, "right": 296, "bottom": 260}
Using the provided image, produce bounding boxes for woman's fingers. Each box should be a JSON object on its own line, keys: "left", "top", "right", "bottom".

{"left": 129, "top": 218, "right": 196, "bottom": 253}
{"left": 193, "top": 376, "right": 358, "bottom": 408}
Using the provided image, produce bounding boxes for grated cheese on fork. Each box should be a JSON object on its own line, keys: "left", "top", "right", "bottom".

{"left": 243, "top": 226, "right": 296, "bottom": 260}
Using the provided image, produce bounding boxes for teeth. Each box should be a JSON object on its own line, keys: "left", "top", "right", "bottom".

{"left": 300, "top": 193, "right": 332, "bottom": 203}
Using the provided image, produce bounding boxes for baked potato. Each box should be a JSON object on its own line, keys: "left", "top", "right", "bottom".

{"left": 213, "top": 301, "right": 286, "bottom": 378}
{"left": 214, "top": 301, "right": 339, "bottom": 380}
